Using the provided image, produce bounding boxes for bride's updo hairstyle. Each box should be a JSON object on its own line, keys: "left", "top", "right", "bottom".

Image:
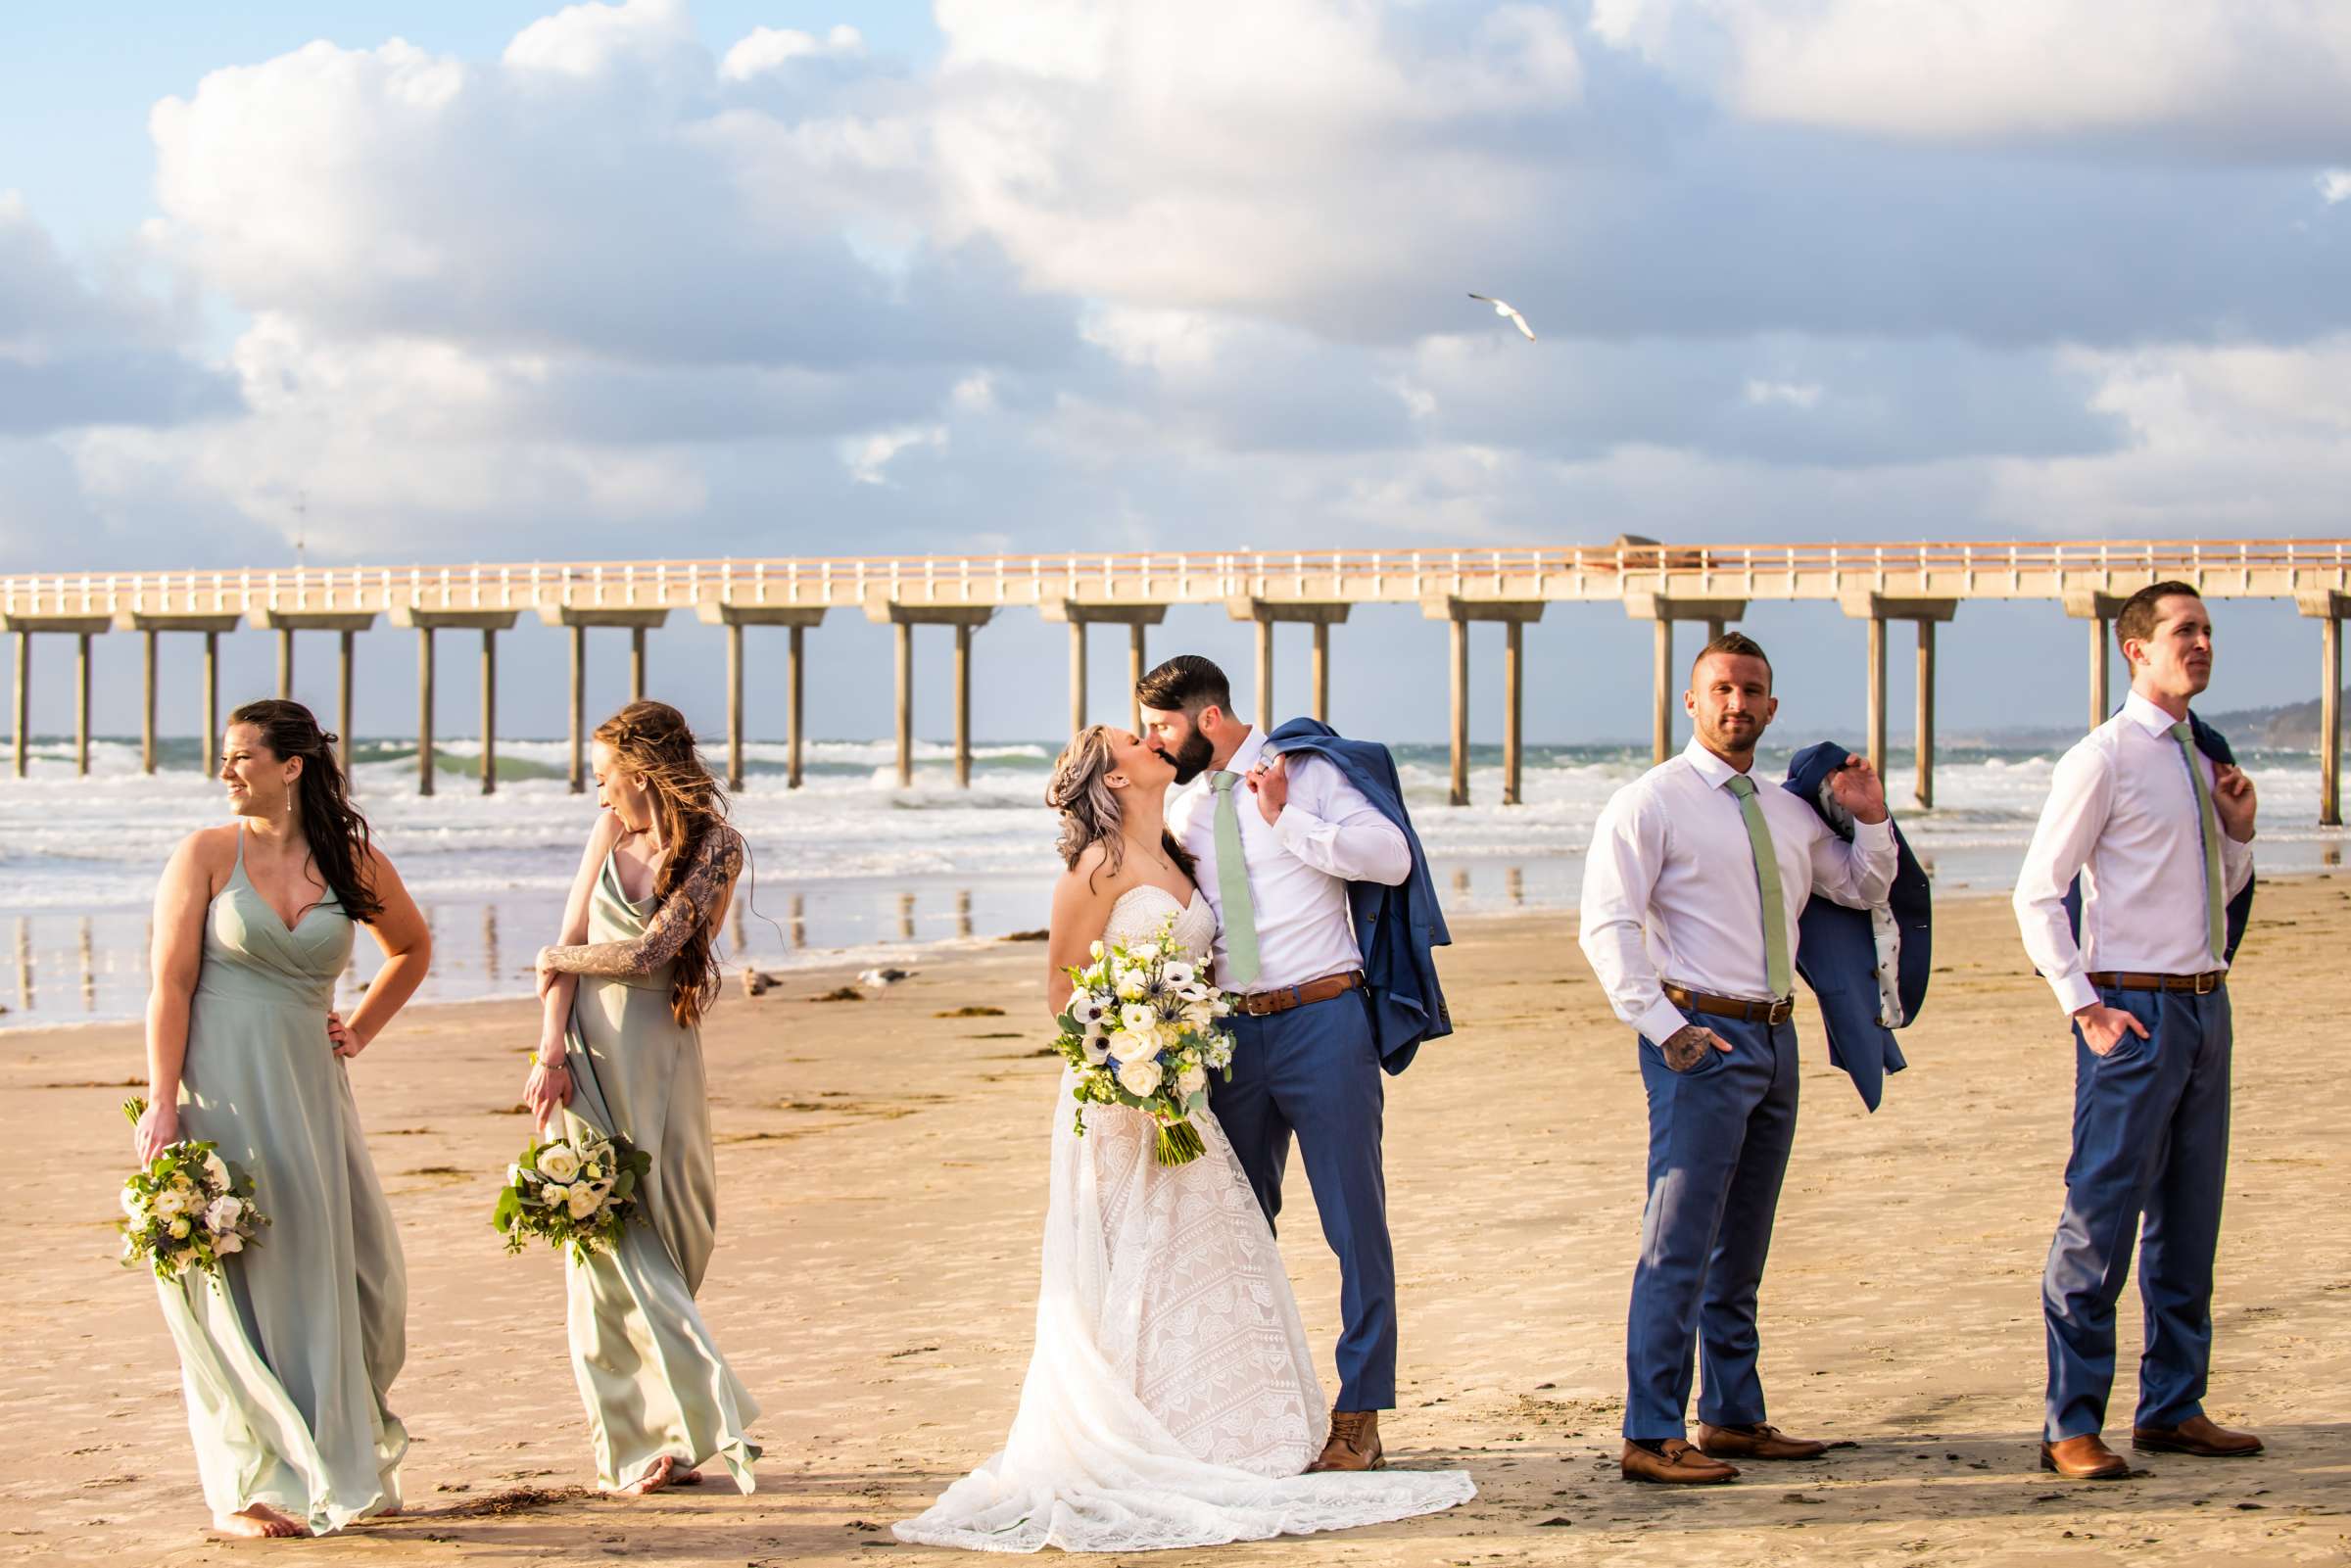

{"left": 1046, "top": 725, "right": 1195, "bottom": 888}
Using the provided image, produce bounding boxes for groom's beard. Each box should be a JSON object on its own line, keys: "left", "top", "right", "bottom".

{"left": 1161, "top": 728, "right": 1216, "bottom": 785}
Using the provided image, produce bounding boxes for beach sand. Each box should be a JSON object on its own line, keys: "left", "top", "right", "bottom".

{"left": 4, "top": 880, "right": 2347, "bottom": 1566}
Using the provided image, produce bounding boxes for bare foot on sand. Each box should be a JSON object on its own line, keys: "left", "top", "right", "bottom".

{"left": 670, "top": 1466, "right": 701, "bottom": 1486}
{"left": 213, "top": 1504, "right": 310, "bottom": 1539}
{"left": 609, "top": 1455, "right": 677, "bottom": 1497}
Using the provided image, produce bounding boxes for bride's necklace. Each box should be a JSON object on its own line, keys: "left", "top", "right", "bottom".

{"left": 1122, "top": 832, "right": 1176, "bottom": 878}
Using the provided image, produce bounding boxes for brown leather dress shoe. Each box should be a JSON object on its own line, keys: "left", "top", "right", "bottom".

{"left": 1696, "top": 1422, "right": 1829, "bottom": 1461}
{"left": 1620, "top": 1439, "right": 1739, "bottom": 1485}
{"left": 2133, "top": 1414, "right": 2264, "bottom": 1457}
{"left": 2040, "top": 1434, "right": 2132, "bottom": 1479}
{"left": 1307, "top": 1410, "right": 1384, "bottom": 1473}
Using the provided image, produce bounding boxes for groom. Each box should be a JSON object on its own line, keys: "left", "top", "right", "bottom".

{"left": 1139, "top": 654, "right": 1417, "bottom": 1472}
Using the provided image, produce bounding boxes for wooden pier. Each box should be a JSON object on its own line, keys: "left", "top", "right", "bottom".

{"left": 5, "top": 539, "right": 2350, "bottom": 822}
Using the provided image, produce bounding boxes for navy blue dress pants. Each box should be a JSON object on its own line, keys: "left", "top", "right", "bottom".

{"left": 1623, "top": 1011, "right": 1799, "bottom": 1442}
{"left": 2042, "top": 983, "right": 2232, "bottom": 1441}
{"left": 1210, "top": 990, "right": 1397, "bottom": 1412}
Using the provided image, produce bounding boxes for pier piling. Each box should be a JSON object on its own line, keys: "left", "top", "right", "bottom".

{"left": 1040, "top": 602, "right": 1166, "bottom": 735}
{"left": 1625, "top": 594, "right": 1748, "bottom": 765}
{"left": 2299, "top": 592, "right": 2349, "bottom": 827}
{"left": 1425, "top": 596, "right": 1545, "bottom": 805}
{"left": 391, "top": 608, "right": 519, "bottom": 795}
{"left": 865, "top": 596, "right": 993, "bottom": 788}
{"left": 2, "top": 614, "right": 113, "bottom": 777}
{"left": 2063, "top": 592, "right": 2128, "bottom": 733}
{"left": 695, "top": 603, "right": 827, "bottom": 792}
{"left": 539, "top": 607, "right": 671, "bottom": 793}
{"left": 1226, "top": 599, "right": 1348, "bottom": 729}
{"left": 1842, "top": 595, "right": 1958, "bottom": 809}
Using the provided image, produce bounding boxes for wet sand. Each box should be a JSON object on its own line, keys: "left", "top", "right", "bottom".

{"left": 4, "top": 880, "right": 2347, "bottom": 1565}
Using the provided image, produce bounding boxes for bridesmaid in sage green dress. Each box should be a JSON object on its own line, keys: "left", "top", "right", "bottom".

{"left": 132, "top": 699, "right": 432, "bottom": 1540}
{"left": 524, "top": 700, "right": 760, "bottom": 1497}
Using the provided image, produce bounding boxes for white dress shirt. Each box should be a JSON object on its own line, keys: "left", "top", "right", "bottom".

{"left": 1167, "top": 726, "right": 1412, "bottom": 994}
{"left": 1579, "top": 738, "right": 1898, "bottom": 1045}
{"left": 2013, "top": 690, "right": 2255, "bottom": 1015}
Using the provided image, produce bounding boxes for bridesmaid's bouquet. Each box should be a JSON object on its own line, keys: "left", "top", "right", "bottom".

{"left": 1053, "top": 918, "right": 1237, "bottom": 1165}
{"left": 492, "top": 1127, "right": 652, "bottom": 1263}
{"left": 116, "top": 1097, "right": 269, "bottom": 1280}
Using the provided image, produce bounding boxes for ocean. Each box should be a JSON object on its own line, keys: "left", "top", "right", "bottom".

{"left": 0, "top": 733, "right": 2339, "bottom": 1029}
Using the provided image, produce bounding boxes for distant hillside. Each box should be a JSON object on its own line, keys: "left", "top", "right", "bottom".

{"left": 1964, "top": 690, "right": 2351, "bottom": 752}
{"left": 2198, "top": 689, "right": 2350, "bottom": 751}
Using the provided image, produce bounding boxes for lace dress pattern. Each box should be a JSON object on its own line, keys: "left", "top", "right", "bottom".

{"left": 894, "top": 885, "right": 1474, "bottom": 1553}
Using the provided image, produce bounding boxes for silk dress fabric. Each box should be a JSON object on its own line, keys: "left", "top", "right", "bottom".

{"left": 556, "top": 845, "right": 761, "bottom": 1491}
{"left": 159, "top": 829, "right": 408, "bottom": 1535}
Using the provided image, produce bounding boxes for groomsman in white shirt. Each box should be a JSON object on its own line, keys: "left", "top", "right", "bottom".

{"left": 1580, "top": 633, "right": 1895, "bottom": 1485}
{"left": 2013, "top": 581, "right": 2262, "bottom": 1481}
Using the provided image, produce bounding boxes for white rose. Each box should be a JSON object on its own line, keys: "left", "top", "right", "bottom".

{"left": 215, "top": 1231, "right": 243, "bottom": 1256}
{"left": 168, "top": 1216, "right": 192, "bottom": 1239}
{"left": 540, "top": 1185, "right": 567, "bottom": 1208}
{"left": 566, "top": 1184, "right": 602, "bottom": 1220}
{"left": 536, "top": 1144, "right": 582, "bottom": 1183}
{"left": 202, "top": 1152, "right": 230, "bottom": 1188}
{"left": 1177, "top": 1063, "right": 1208, "bottom": 1097}
{"left": 1107, "top": 1028, "right": 1150, "bottom": 1064}
{"left": 205, "top": 1196, "right": 243, "bottom": 1231}
{"left": 1116, "top": 1056, "right": 1164, "bottom": 1098}
{"left": 1115, "top": 970, "right": 1146, "bottom": 1000}
{"left": 149, "top": 1188, "right": 185, "bottom": 1220}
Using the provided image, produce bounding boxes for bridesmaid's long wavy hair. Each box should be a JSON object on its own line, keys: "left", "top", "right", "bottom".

{"left": 1045, "top": 725, "right": 1195, "bottom": 890}
{"left": 595, "top": 700, "right": 732, "bottom": 1028}
{"left": 226, "top": 699, "right": 383, "bottom": 924}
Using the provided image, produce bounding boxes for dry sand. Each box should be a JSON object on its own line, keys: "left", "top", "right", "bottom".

{"left": 3, "top": 881, "right": 2347, "bottom": 1566}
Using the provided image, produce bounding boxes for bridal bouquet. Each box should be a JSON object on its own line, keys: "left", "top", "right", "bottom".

{"left": 492, "top": 1126, "right": 652, "bottom": 1263}
{"left": 1053, "top": 919, "right": 1237, "bottom": 1165}
{"left": 117, "top": 1097, "right": 269, "bottom": 1281}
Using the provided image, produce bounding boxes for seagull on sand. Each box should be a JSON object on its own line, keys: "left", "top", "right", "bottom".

{"left": 1467, "top": 293, "right": 1536, "bottom": 342}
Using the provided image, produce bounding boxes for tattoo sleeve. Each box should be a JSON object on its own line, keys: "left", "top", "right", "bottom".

{"left": 543, "top": 829, "right": 744, "bottom": 978}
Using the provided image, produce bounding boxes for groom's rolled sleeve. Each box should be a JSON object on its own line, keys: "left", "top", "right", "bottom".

{"left": 1579, "top": 787, "right": 1686, "bottom": 1045}
{"left": 1273, "top": 758, "right": 1412, "bottom": 886}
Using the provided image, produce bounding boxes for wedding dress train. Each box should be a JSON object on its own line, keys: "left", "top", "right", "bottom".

{"left": 894, "top": 885, "right": 1472, "bottom": 1553}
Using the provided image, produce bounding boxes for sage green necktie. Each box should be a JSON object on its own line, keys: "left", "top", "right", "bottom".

{"left": 1724, "top": 773, "right": 1793, "bottom": 998}
{"left": 1209, "top": 771, "right": 1261, "bottom": 988}
{"left": 2169, "top": 722, "right": 2229, "bottom": 963}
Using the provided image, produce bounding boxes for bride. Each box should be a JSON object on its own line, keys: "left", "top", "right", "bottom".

{"left": 894, "top": 726, "right": 1473, "bottom": 1553}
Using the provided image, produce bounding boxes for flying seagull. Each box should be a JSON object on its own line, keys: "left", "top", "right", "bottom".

{"left": 1467, "top": 293, "right": 1536, "bottom": 342}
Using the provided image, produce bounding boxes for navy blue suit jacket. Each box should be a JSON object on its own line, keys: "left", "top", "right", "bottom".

{"left": 2062, "top": 710, "right": 2254, "bottom": 962}
{"left": 1781, "top": 741, "right": 1932, "bottom": 1112}
{"left": 1265, "top": 718, "right": 1452, "bottom": 1074}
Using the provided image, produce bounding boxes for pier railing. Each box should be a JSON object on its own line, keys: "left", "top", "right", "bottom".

{"left": 5, "top": 538, "right": 2351, "bottom": 825}
{"left": 8, "top": 537, "right": 2351, "bottom": 618}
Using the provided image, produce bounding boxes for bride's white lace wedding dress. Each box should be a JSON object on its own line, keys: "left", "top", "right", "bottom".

{"left": 894, "top": 885, "right": 1474, "bottom": 1554}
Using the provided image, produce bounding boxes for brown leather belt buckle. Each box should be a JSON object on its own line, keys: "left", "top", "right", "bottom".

{"left": 1235, "top": 971, "right": 1363, "bottom": 1017}
{"left": 1664, "top": 982, "right": 1793, "bottom": 1026}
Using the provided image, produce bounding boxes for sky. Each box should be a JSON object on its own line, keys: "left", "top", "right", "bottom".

{"left": 4, "top": 0, "right": 2350, "bottom": 748}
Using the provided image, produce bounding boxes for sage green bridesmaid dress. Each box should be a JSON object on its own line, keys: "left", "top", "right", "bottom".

{"left": 158, "top": 827, "right": 408, "bottom": 1535}
{"left": 556, "top": 846, "right": 760, "bottom": 1492}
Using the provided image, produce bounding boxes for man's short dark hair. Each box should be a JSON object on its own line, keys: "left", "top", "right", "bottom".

{"left": 2115, "top": 580, "right": 2203, "bottom": 656}
{"left": 1135, "top": 654, "right": 1232, "bottom": 716}
{"left": 1692, "top": 630, "right": 1772, "bottom": 689}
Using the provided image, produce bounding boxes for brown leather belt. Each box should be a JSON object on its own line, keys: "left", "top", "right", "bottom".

{"left": 2087, "top": 971, "right": 2226, "bottom": 995}
{"left": 1662, "top": 981, "right": 1794, "bottom": 1026}
{"left": 1231, "top": 971, "right": 1365, "bottom": 1017}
